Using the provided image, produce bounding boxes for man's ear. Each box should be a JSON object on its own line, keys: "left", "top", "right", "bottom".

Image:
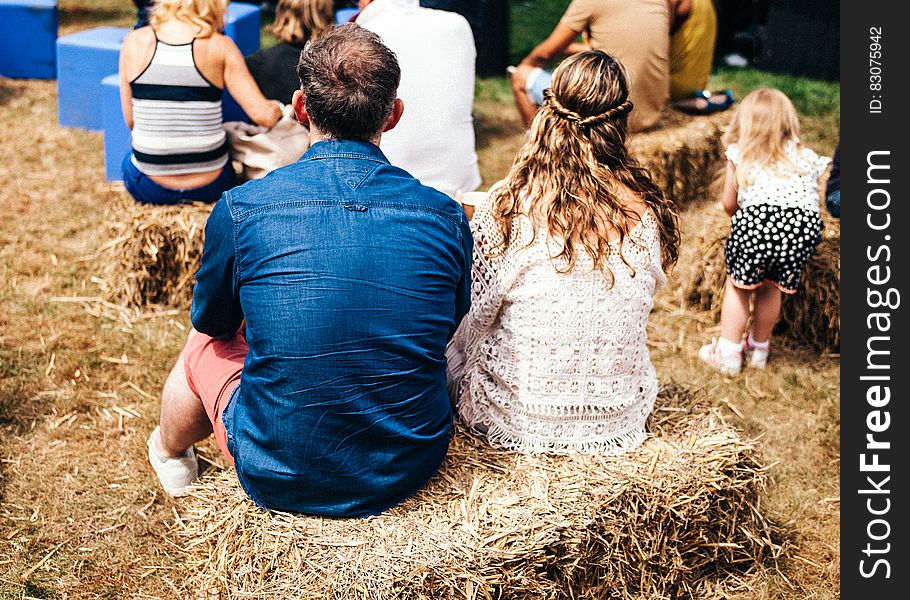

{"left": 292, "top": 89, "right": 310, "bottom": 127}
{"left": 382, "top": 98, "right": 405, "bottom": 133}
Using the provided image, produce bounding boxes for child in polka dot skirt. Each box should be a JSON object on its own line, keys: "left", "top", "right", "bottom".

{"left": 699, "top": 88, "right": 830, "bottom": 375}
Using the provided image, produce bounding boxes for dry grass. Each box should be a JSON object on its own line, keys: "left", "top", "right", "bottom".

{"left": 629, "top": 111, "right": 728, "bottom": 206}
{"left": 1, "top": 29, "right": 838, "bottom": 600}
{"left": 178, "top": 385, "right": 783, "bottom": 600}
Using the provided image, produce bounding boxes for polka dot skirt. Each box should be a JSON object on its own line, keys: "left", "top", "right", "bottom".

{"left": 725, "top": 205, "right": 823, "bottom": 294}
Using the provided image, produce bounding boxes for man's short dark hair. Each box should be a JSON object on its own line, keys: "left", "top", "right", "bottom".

{"left": 297, "top": 24, "right": 401, "bottom": 141}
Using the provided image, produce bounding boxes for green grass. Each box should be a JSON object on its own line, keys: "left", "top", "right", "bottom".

{"left": 710, "top": 66, "right": 840, "bottom": 117}
{"left": 510, "top": 0, "right": 572, "bottom": 64}
{"left": 707, "top": 67, "right": 840, "bottom": 153}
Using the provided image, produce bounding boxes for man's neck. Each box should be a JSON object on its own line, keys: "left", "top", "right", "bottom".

{"left": 308, "top": 125, "right": 381, "bottom": 147}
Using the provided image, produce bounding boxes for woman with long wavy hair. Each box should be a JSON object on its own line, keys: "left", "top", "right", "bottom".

{"left": 448, "top": 50, "right": 680, "bottom": 454}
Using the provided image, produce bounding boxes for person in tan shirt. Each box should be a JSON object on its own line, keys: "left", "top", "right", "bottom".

{"left": 510, "top": 0, "right": 670, "bottom": 132}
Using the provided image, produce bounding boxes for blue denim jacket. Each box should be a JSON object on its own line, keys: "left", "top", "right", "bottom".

{"left": 191, "top": 140, "right": 472, "bottom": 517}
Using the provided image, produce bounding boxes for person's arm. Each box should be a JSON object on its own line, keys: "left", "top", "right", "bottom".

{"left": 720, "top": 160, "right": 739, "bottom": 216}
{"left": 451, "top": 215, "right": 474, "bottom": 338}
{"left": 458, "top": 198, "right": 515, "bottom": 337}
{"left": 519, "top": 24, "right": 581, "bottom": 69}
{"left": 564, "top": 41, "right": 591, "bottom": 55}
{"left": 190, "top": 197, "right": 245, "bottom": 338}
{"left": 510, "top": 24, "right": 578, "bottom": 125}
{"left": 668, "top": 0, "right": 693, "bottom": 34}
{"left": 119, "top": 33, "right": 136, "bottom": 129}
{"left": 220, "top": 37, "right": 282, "bottom": 128}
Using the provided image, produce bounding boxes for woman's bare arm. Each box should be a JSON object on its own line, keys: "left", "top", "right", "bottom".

{"left": 119, "top": 37, "right": 135, "bottom": 130}
{"left": 119, "top": 29, "right": 157, "bottom": 130}
{"left": 220, "top": 37, "right": 281, "bottom": 128}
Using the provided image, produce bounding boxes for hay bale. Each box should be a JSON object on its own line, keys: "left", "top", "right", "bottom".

{"left": 630, "top": 111, "right": 729, "bottom": 206}
{"left": 93, "top": 202, "right": 211, "bottom": 309}
{"left": 672, "top": 204, "right": 841, "bottom": 353}
{"left": 779, "top": 214, "right": 840, "bottom": 351}
{"left": 177, "top": 385, "right": 783, "bottom": 600}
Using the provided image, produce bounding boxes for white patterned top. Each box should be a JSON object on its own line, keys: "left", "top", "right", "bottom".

{"left": 448, "top": 196, "right": 666, "bottom": 454}
{"left": 726, "top": 140, "right": 830, "bottom": 213}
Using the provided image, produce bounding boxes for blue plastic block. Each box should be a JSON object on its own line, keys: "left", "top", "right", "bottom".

{"left": 335, "top": 8, "right": 358, "bottom": 24}
{"left": 56, "top": 27, "right": 128, "bottom": 130}
{"left": 101, "top": 74, "right": 132, "bottom": 182}
{"left": 225, "top": 2, "right": 260, "bottom": 56}
{"left": 0, "top": 0, "right": 58, "bottom": 79}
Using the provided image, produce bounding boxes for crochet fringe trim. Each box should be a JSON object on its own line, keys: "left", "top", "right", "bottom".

{"left": 458, "top": 401, "right": 650, "bottom": 456}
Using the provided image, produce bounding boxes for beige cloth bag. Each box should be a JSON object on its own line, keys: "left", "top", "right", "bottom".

{"left": 224, "top": 103, "right": 310, "bottom": 181}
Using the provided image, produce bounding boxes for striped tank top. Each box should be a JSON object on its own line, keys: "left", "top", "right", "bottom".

{"left": 130, "top": 36, "right": 229, "bottom": 176}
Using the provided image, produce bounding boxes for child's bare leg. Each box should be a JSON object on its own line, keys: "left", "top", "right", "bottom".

{"left": 750, "top": 281, "right": 783, "bottom": 343}
{"left": 719, "top": 278, "right": 752, "bottom": 343}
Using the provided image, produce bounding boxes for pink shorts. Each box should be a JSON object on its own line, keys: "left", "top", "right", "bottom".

{"left": 182, "top": 330, "right": 248, "bottom": 466}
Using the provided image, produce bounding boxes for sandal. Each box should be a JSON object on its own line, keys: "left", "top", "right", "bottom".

{"left": 675, "top": 89, "right": 736, "bottom": 115}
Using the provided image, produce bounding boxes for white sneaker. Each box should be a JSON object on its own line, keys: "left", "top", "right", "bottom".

{"left": 698, "top": 339, "right": 742, "bottom": 376}
{"left": 744, "top": 337, "right": 770, "bottom": 369}
{"left": 147, "top": 426, "right": 199, "bottom": 497}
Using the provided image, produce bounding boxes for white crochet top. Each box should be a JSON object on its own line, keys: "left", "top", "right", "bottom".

{"left": 448, "top": 198, "right": 666, "bottom": 455}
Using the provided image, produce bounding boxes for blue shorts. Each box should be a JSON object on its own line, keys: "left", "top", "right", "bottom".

{"left": 525, "top": 68, "right": 553, "bottom": 106}
{"left": 121, "top": 154, "right": 236, "bottom": 206}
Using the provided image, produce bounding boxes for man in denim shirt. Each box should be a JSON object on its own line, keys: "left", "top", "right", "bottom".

{"left": 146, "top": 24, "right": 472, "bottom": 517}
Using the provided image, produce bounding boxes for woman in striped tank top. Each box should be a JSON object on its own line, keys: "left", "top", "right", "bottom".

{"left": 119, "top": 0, "right": 282, "bottom": 205}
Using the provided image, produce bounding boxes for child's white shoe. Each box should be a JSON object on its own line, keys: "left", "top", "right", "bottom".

{"left": 743, "top": 335, "right": 770, "bottom": 369}
{"left": 698, "top": 338, "right": 742, "bottom": 376}
{"left": 147, "top": 426, "right": 199, "bottom": 497}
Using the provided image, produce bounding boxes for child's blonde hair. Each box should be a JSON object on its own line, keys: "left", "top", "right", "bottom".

{"left": 149, "top": 0, "right": 228, "bottom": 38}
{"left": 490, "top": 51, "right": 679, "bottom": 276}
{"left": 722, "top": 87, "right": 803, "bottom": 186}
{"left": 270, "top": 0, "right": 334, "bottom": 46}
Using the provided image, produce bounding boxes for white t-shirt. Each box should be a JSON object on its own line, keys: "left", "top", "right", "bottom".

{"left": 358, "top": 0, "right": 482, "bottom": 197}
{"left": 726, "top": 140, "right": 830, "bottom": 212}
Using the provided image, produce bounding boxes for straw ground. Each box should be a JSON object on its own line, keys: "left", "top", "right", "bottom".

{"left": 1, "top": 2, "right": 839, "bottom": 598}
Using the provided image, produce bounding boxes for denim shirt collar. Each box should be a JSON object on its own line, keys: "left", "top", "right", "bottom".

{"left": 301, "top": 139, "right": 390, "bottom": 164}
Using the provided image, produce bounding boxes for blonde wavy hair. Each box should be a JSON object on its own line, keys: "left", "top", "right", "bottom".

{"left": 271, "top": 0, "right": 334, "bottom": 46}
{"left": 723, "top": 87, "right": 803, "bottom": 186}
{"left": 491, "top": 51, "right": 679, "bottom": 276}
{"left": 149, "top": 0, "right": 228, "bottom": 38}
